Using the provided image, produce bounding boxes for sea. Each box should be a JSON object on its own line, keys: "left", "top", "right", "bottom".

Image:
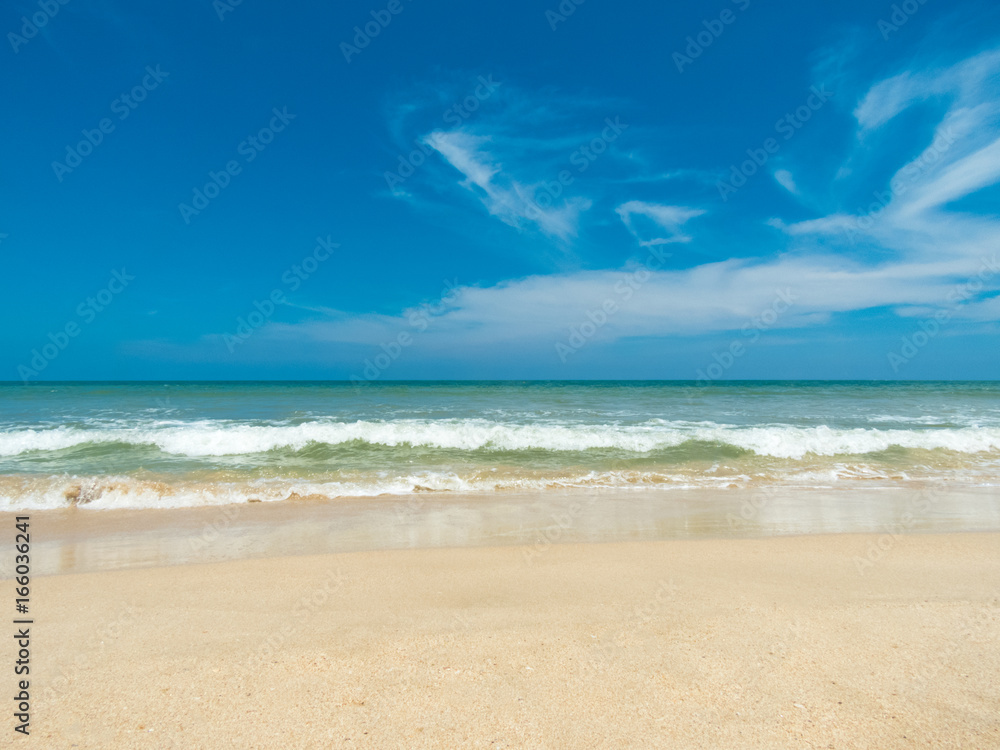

{"left": 1, "top": 380, "right": 999, "bottom": 511}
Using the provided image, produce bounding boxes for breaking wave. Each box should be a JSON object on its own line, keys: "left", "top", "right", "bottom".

{"left": 1, "top": 419, "right": 999, "bottom": 460}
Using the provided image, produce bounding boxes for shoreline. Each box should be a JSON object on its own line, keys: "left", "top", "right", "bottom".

{"left": 5, "top": 485, "right": 1000, "bottom": 577}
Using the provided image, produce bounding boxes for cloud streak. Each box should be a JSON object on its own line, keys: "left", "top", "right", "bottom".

{"left": 615, "top": 201, "right": 706, "bottom": 246}
{"left": 424, "top": 130, "right": 592, "bottom": 239}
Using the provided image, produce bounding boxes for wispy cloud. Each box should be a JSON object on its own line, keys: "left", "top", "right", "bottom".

{"left": 176, "top": 252, "right": 996, "bottom": 364}
{"left": 854, "top": 49, "right": 1000, "bottom": 133}
{"left": 773, "top": 169, "right": 798, "bottom": 194}
{"left": 381, "top": 80, "right": 638, "bottom": 242}
{"left": 774, "top": 45, "right": 1000, "bottom": 263}
{"left": 615, "top": 201, "right": 705, "bottom": 246}
{"left": 424, "top": 130, "right": 592, "bottom": 239}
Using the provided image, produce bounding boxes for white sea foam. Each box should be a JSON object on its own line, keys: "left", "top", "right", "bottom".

{"left": 2, "top": 464, "right": 996, "bottom": 511}
{"left": 0, "top": 469, "right": 871, "bottom": 511}
{"left": 2, "top": 419, "right": 1000, "bottom": 459}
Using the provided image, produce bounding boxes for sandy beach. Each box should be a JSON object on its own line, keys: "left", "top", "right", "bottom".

{"left": 8, "top": 0, "right": 1000, "bottom": 739}
{"left": 24, "top": 522, "right": 1000, "bottom": 748}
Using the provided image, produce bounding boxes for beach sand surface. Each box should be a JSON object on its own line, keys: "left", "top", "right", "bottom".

{"left": 27, "top": 531, "right": 1000, "bottom": 749}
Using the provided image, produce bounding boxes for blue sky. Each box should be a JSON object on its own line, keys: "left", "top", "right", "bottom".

{"left": 2, "top": 0, "right": 1000, "bottom": 381}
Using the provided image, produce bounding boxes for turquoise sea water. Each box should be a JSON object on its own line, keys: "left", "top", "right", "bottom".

{"left": 1, "top": 381, "right": 999, "bottom": 510}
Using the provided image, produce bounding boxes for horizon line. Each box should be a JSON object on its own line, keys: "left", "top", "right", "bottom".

{"left": 3, "top": 379, "right": 999, "bottom": 385}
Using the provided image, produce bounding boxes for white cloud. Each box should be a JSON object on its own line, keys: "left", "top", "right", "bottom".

{"left": 773, "top": 169, "right": 798, "bottom": 194}
{"left": 424, "top": 130, "right": 592, "bottom": 239}
{"left": 899, "top": 135, "right": 1000, "bottom": 217}
{"left": 240, "top": 252, "right": 999, "bottom": 356}
{"left": 424, "top": 131, "right": 498, "bottom": 190}
{"left": 615, "top": 201, "right": 705, "bottom": 246}
{"left": 854, "top": 49, "right": 1000, "bottom": 133}
{"left": 776, "top": 46, "right": 1000, "bottom": 257}
{"left": 854, "top": 71, "right": 921, "bottom": 132}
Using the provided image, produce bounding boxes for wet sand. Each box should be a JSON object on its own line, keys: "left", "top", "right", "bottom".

{"left": 9, "top": 484, "right": 1000, "bottom": 576}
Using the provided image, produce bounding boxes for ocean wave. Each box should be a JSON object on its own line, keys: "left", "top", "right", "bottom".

{"left": 3, "top": 459, "right": 997, "bottom": 511}
{"left": 0, "top": 466, "right": 934, "bottom": 511}
{"left": 1, "top": 420, "right": 1000, "bottom": 460}
{"left": 0, "top": 472, "right": 686, "bottom": 510}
